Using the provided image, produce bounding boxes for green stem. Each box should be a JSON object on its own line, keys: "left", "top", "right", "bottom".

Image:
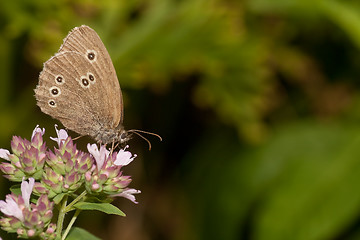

{"left": 61, "top": 209, "right": 81, "bottom": 240}
{"left": 65, "top": 190, "right": 87, "bottom": 212}
{"left": 56, "top": 195, "right": 68, "bottom": 238}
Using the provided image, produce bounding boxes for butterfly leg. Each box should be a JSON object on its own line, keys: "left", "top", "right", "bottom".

{"left": 72, "top": 135, "right": 84, "bottom": 141}
{"left": 109, "top": 140, "right": 115, "bottom": 156}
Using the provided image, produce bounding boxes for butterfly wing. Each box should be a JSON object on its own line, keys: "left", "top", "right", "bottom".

{"left": 35, "top": 25, "right": 124, "bottom": 140}
{"left": 58, "top": 25, "right": 123, "bottom": 125}
{"left": 35, "top": 51, "right": 118, "bottom": 139}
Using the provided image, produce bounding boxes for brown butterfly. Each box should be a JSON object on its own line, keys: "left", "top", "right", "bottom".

{"left": 35, "top": 25, "right": 160, "bottom": 147}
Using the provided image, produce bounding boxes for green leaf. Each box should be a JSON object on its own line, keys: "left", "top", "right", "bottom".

{"left": 73, "top": 202, "right": 126, "bottom": 216}
{"left": 10, "top": 184, "right": 21, "bottom": 195}
{"left": 251, "top": 122, "right": 360, "bottom": 240}
{"left": 186, "top": 121, "right": 360, "bottom": 240}
{"left": 319, "top": 0, "right": 360, "bottom": 49}
{"left": 65, "top": 227, "right": 101, "bottom": 240}
{"left": 53, "top": 193, "right": 66, "bottom": 204}
{"left": 85, "top": 196, "right": 113, "bottom": 203}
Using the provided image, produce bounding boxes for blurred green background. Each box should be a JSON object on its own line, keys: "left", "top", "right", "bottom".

{"left": 2, "top": 0, "right": 360, "bottom": 239}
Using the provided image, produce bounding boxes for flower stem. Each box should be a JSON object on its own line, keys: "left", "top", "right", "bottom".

{"left": 65, "top": 190, "right": 87, "bottom": 212}
{"left": 56, "top": 195, "right": 68, "bottom": 238}
{"left": 61, "top": 209, "right": 81, "bottom": 240}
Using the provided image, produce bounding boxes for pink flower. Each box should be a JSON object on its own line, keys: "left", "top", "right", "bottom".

{"left": 113, "top": 188, "right": 141, "bottom": 204}
{"left": 0, "top": 194, "right": 24, "bottom": 221}
{"left": 114, "top": 145, "right": 137, "bottom": 166}
{"left": 85, "top": 145, "right": 137, "bottom": 196}
{"left": 21, "top": 178, "right": 35, "bottom": 208}
{"left": 50, "top": 124, "right": 68, "bottom": 146}
{"left": 0, "top": 178, "right": 34, "bottom": 221}
{"left": 0, "top": 178, "right": 54, "bottom": 238}
{"left": 0, "top": 125, "right": 46, "bottom": 162}
{"left": 87, "top": 144, "right": 137, "bottom": 169}
{"left": 31, "top": 125, "right": 45, "bottom": 141}
{"left": 87, "top": 144, "right": 108, "bottom": 170}
{"left": 0, "top": 126, "right": 47, "bottom": 181}
{"left": 0, "top": 149, "right": 10, "bottom": 161}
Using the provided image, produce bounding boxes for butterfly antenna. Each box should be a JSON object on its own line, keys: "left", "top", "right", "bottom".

{"left": 128, "top": 129, "right": 162, "bottom": 141}
{"left": 129, "top": 131, "right": 152, "bottom": 150}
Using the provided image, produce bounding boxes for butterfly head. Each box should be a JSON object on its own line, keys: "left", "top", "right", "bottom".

{"left": 96, "top": 127, "right": 161, "bottom": 150}
{"left": 118, "top": 128, "right": 131, "bottom": 144}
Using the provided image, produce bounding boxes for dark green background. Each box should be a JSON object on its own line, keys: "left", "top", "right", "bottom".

{"left": 2, "top": 0, "right": 360, "bottom": 239}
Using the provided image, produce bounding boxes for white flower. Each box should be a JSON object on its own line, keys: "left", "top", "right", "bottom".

{"left": 31, "top": 125, "right": 45, "bottom": 140}
{"left": 114, "top": 145, "right": 137, "bottom": 166}
{"left": 87, "top": 144, "right": 109, "bottom": 170}
{"left": 21, "top": 178, "right": 35, "bottom": 208}
{"left": 0, "top": 195, "right": 24, "bottom": 221}
{"left": 0, "top": 149, "right": 10, "bottom": 161}
{"left": 113, "top": 188, "right": 141, "bottom": 204}
{"left": 0, "top": 178, "right": 35, "bottom": 221}
{"left": 50, "top": 124, "right": 68, "bottom": 146}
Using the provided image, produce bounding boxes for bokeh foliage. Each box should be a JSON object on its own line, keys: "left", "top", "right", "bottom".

{"left": 1, "top": 0, "right": 360, "bottom": 239}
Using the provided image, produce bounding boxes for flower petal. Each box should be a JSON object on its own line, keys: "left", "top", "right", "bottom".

{"left": 113, "top": 188, "right": 141, "bottom": 204}
{"left": 50, "top": 124, "right": 68, "bottom": 146}
{"left": 87, "top": 143, "right": 98, "bottom": 155}
{"left": 87, "top": 144, "right": 108, "bottom": 170}
{"left": 0, "top": 195, "right": 24, "bottom": 221}
{"left": 31, "top": 125, "right": 45, "bottom": 140}
{"left": 21, "top": 178, "right": 35, "bottom": 208}
{"left": 114, "top": 146, "right": 136, "bottom": 166}
{"left": 0, "top": 149, "right": 10, "bottom": 161}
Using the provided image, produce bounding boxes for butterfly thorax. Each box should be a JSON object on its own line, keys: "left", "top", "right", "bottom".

{"left": 93, "top": 125, "right": 130, "bottom": 145}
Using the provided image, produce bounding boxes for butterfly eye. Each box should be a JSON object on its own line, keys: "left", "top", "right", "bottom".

{"left": 87, "top": 51, "right": 96, "bottom": 61}
{"left": 88, "top": 53, "right": 95, "bottom": 60}
{"left": 55, "top": 75, "right": 64, "bottom": 85}
{"left": 87, "top": 73, "right": 96, "bottom": 84}
{"left": 49, "top": 86, "right": 61, "bottom": 97}
{"left": 78, "top": 76, "right": 91, "bottom": 88}
{"left": 120, "top": 133, "right": 128, "bottom": 140}
{"left": 82, "top": 78, "right": 89, "bottom": 86}
{"left": 48, "top": 100, "right": 56, "bottom": 107}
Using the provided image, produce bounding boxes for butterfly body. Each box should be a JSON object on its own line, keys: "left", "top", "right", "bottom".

{"left": 35, "top": 25, "right": 130, "bottom": 144}
{"left": 93, "top": 125, "right": 128, "bottom": 144}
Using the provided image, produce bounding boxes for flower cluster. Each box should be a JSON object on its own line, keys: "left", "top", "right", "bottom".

{"left": 0, "top": 125, "right": 140, "bottom": 239}
{"left": 85, "top": 144, "right": 138, "bottom": 198}
{"left": 0, "top": 127, "right": 46, "bottom": 181}
{"left": 34, "top": 132, "right": 93, "bottom": 198}
{"left": 0, "top": 178, "right": 55, "bottom": 239}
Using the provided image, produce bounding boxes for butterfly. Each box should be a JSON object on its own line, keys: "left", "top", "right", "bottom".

{"left": 35, "top": 25, "right": 160, "bottom": 148}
